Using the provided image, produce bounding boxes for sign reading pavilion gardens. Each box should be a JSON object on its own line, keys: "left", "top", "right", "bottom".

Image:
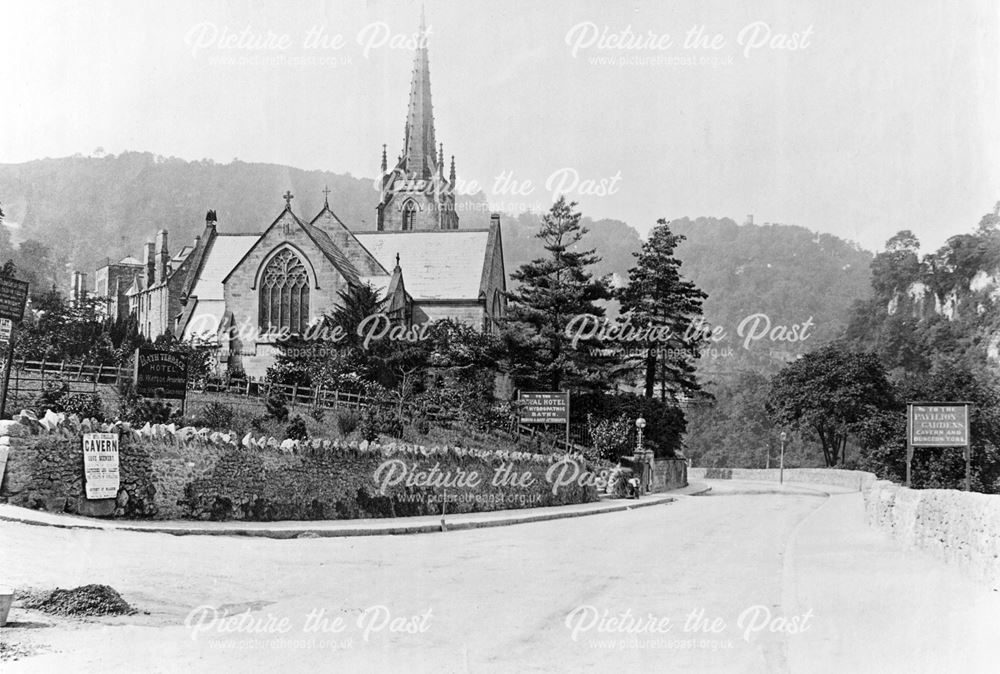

{"left": 518, "top": 391, "right": 570, "bottom": 424}
{"left": 83, "top": 432, "right": 120, "bottom": 499}
{"left": 134, "top": 347, "right": 189, "bottom": 399}
{"left": 908, "top": 403, "right": 970, "bottom": 447}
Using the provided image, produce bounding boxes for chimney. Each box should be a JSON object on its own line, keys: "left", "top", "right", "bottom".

{"left": 144, "top": 241, "right": 156, "bottom": 285}
{"left": 746, "top": 214, "right": 754, "bottom": 226}
{"left": 490, "top": 212, "right": 501, "bottom": 228}
{"left": 78, "top": 272, "right": 87, "bottom": 303}
{"left": 155, "top": 229, "right": 169, "bottom": 284}
{"left": 206, "top": 209, "right": 217, "bottom": 228}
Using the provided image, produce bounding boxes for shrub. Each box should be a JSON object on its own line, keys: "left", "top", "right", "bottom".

{"left": 265, "top": 387, "right": 289, "bottom": 422}
{"left": 359, "top": 405, "right": 403, "bottom": 443}
{"left": 308, "top": 406, "right": 325, "bottom": 423}
{"left": 201, "top": 402, "right": 236, "bottom": 430}
{"left": 61, "top": 393, "right": 105, "bottom": 422}
{"left": 286, "top": 415, "right": 309, "bottom": 441}
{"left": 336, "top": 409, "right": 360, "bottom": 436}
{"left": 586, "top": 413, "right": 633, "bottom": 462}
{"left": 38, "top": 380, "right": 70, "bottom": 414}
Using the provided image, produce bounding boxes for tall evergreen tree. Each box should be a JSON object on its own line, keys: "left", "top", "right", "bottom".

{"left": 617, "top": 219, "right": 708, "bottom": 400}
{"left": 503, "top": 197, "right": 612, "bottom": 391}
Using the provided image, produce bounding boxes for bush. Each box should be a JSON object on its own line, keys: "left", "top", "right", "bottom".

{"left": 286, "top": 415, "right": 309, "bottom": 441}
{"left": 308, "top": 406, "right": 325, "bottom": 423}
{"left": 359, "top": 405, "right": 403, "bottom": 443}
{"left": 336, "top": 409, "right": 360, "bottom": 436}
{"left": 265, "top": 387, "right": 289, "bottom": 422}
{"left": 61, "top": 393, "right": 105, "bottom": 422}
{"left": 37, "top": 380, "right": 70, "bottom": 414}
{"left": 586, "top": 413, "right": 633, "bottom": 462}
{"left": 201, "top": 402, "right": 236, "bottom": 430}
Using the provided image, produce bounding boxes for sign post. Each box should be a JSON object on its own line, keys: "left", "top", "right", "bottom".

{"left": 517, "top": 391, "right": 571, "bottom": 451}
{"left": 133, "top": 347, "right": 189, "bottom": 414}
{"left": 906, "top": 402, "right": 972, "bottom": 491}
{"left": 0, "top": 277, "right": 29, "bottom": 419}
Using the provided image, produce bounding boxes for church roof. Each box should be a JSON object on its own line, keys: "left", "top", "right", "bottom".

{"left": 310, "top": 204, "right": 387, "bottom": 276}
{"left": 189, "top": 234, "right": 259, "bottom": 301}
{"left": 354, "top": 229, "right": 492, "bottom": 301}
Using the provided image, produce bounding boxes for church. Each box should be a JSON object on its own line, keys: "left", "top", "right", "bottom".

{"left": 96, "top": 15, "right": 507, "bottom": 379}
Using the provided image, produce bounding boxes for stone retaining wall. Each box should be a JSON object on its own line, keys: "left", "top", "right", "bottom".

{"left": 651, "top": 458, "right": 687, "bottom": 492}
{"left": 690, "top": 466, "right": 1000, "bottom": 589}
{"left": 0, "top": 410, "right": 598, "bottom": 521}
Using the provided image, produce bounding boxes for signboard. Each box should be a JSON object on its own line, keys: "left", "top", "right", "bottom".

{"left": 518, "top": 391, "right": 570, "bottom": 424}
{"left": 906, "top": 402, "right": 973, "bottom": 490}
{"left": 0, "top": 277, "right": 29, "bottom": 323}
{"left": 908, "top": 403, "right": 970, "bottom": 447}
{"left": 0, "top": 319, "right": 11, "bottom": 343}
{"left": 134, "top": 347, "right": 188, "bottom": 399}
{"left": 83, "top": 432, "right": 120, "bottom": 499}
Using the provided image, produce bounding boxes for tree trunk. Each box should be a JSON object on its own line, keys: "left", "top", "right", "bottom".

{"left": 644, "top": 348, "right": 656, "bottom": 398}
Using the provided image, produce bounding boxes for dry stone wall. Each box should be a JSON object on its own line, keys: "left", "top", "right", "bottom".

{"left": 690, "top": 466, "right": 1000, "bottom": 588}
{"left": 0, "top": 409, "right": 598, "bottom": 522}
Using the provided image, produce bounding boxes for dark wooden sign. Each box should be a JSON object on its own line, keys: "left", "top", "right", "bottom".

{"left": 134, "top": 347, "right": 189, "bottom": 399}
{"left": 518, "top": 391, "right": 570, "bottom": 424}
{"left": 0, "top": 277, "right": 29, "bottom": 323}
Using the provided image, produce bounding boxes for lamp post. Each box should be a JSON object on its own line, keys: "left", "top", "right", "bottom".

{"left": 636, "top": 417, "right": 647, "bottom": 493}
{"left": 779, "top": 431, "right": 787, "bottom": 485}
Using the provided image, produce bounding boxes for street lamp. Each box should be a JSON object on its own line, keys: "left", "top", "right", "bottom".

{"left": 636, "top": 417, "right": 647, "bottom": 494}
{"left": 779, "top": 431, "right": 787, "bottom": 485}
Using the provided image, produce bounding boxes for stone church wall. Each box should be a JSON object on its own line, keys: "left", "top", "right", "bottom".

{"left": 224, "top": 214, "right": 352, "bottom": 378}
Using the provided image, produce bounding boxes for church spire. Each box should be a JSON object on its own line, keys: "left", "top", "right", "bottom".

{"left": 402, "top": 9, "right": 436, "bottom": 179}
{"left": 381, "top": 144, "right": 387, "bottom": 174}
{"left": 449, "top": 155, "right": 456, "bottom": 184}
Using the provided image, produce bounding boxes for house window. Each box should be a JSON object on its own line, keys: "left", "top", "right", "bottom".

{"left": 259, "top": 248, "right": 310, "bottom": 335}
{"left": 401, "top": 200, "right": 417, "bottom": 231}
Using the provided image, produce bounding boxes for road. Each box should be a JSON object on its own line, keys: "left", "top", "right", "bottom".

{"left": 1, "top": 480, "right": 998, "bottom": 673}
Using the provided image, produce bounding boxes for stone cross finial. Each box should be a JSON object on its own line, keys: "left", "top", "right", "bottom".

{"left": 283, "top": 190, "right": 294, "bottom": 209}
{"left": 322, "top": 186, "right": 331, "bottom": 206}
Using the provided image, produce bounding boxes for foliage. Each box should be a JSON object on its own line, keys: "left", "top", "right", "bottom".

{"left": 617, "top": 219, "right": 708, "bottom": 400}
{"left": 767, "top": 345, "right": 895, "bottom": 466}
{"left": 37, "top": 380, "right": 71, "bottom": 414}
{"left": 285, "top": 414, "right": 309, "bottom": 441}
{"left": 117, "top": 386, "right": 179, "bottom": 425}
{"left": 60, "top": 393, "right": 105, "bottom": 422}
{"left": 200, "top": 402, "right": 236, "bottom": 430}
{"left": 502, "top": 196, "right": 613, "bottom": 391}
{"left": 855, "top": 362, "right": 1000, "bottom": 492}
{"left": 585, "top": 413, "right": 633, "bottom": 462}
{"left": 683, "top": 371, "right": 796, "bottom": 468}
{"left": 359, "top": 404, "right": 404, "bottom": 443}
{"left": 336, "top": 409, "right": 360, "bottom": 436}
{"left": 572, "top": 391, "right": 686, "bottom": 458}
{"left": 264, "top": 387, "right": 289, "bottom": 423}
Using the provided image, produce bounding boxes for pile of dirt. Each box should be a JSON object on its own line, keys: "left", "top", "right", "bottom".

{"left": 22, "top": 584, "right": 134, "bottom": 617}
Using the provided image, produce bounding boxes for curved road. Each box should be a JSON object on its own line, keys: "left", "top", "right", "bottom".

{"left": 1, "top": 481, "right": 998, "bottom": 672}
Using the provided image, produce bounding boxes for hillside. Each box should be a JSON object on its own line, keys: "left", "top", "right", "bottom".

{"left": 1, "top": 153, "right": 873, "bottom": 376}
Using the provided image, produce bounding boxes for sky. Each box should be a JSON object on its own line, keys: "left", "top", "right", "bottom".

{"left": 1, "top": 0, "right": 998, "bottom": 252}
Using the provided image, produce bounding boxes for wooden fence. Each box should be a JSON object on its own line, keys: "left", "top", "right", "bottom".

{"left": 9, "top": 359, "right": 590, "bottom": 453}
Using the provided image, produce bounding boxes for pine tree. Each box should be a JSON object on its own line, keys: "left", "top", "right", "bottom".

{"left": 503, "top": 197, "right": 612, "bottom": 391}
{"left": 617, "top": 219, "right": 708, "bottom": 400}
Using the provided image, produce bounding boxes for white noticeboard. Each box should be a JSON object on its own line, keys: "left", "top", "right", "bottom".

{"left": 0, "top": 318, "right": 11, "bottom": 343}
{"left": 83, "top": 432, "right": 120, "bottom": 500}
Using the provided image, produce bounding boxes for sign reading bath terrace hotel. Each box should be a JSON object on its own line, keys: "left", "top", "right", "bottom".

{"left": 0, "top": 277, "right": 29, "bottom": 323}
{"left": 908, "top": 403, "right": 971, "bottom": 447}
{"left": 134, "top": 347, "right": 189, "bottom": 399}
{"left": 82, "top": 432, "right": 120, "bottom": 500}
{"left": 518, "top": 391, "right": 570, "bottom": 424}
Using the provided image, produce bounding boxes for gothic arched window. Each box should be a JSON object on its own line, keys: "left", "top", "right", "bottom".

{"left": 259, "top": 248, "right": 310, "bottom": 335}
{"left": 401, "top": 200, "right": 417, "bottom": 231}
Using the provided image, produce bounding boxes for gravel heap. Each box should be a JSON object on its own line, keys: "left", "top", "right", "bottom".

{"left": 22, "top": 584, "right": 134, "bottom": 617}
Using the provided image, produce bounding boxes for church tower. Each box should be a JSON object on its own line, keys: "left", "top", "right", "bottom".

{"left": 376, "top": 9, "right": 459, "bottom": 231}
